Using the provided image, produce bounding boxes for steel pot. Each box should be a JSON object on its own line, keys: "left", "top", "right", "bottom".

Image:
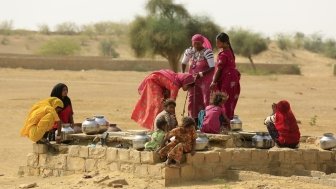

{"left": 132, "top": 131, "right": 150, "bottom": 150}
{"left": 55, "top": 123, "right": 75, "bottom": 141}
{"left": 195, "top": 131, "right": 209, "bottom": 151}
{"left": 230, "top": 115, "right": 242, "bottom": 131}
{"left": 252, "top": 132, "right": 275, "bottom": 149}
{"left": 82, "top": 118, "right": 100, "bottom": 135}
{"left": 320, "top": 133, "right": 336, "bottom": 150}
{"left": 94, "top": 115, "right": 109, "bottom": 134}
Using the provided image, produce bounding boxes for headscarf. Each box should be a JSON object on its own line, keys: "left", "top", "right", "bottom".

{"left": 20, "top": 97, "right": 64, "bottom": 137}
{"left": 191, "top": 34, "right": 212, "bottom": 50}
{"left": 50, "top": 83, "right": 72, "bottom": 108}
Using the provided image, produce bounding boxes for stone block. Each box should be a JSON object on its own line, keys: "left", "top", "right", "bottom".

{"left": 187, "top": 152, "right": 204, "bottom": 166}
{"left": 53, "top": 169, "right": 61, "bottom": 177}
{"left": 194, "top": 166, "right": 214, "bottom": 180}
{"left": 180, "top": 165, "right": 194, "bottom": 180}
{"left": 47, "top": 154, "right": 67, "bottom": 169}
{"left": 118, "top": 149, "right": 130, "bottom": 162}
{"left": 89, "top": 147, "right": 107, "bottom": 159}
{"left": 85, "top": 159, "right": 97, "bottom": 172}
{"left": 148, "top": 164, "right": 164, "bottom": 179}
{"left": 284, "top": 150, "right": 302, "bottom": 162}
{"left": 79, "top": 146, "right": 89, "bottom": 158}
{"left": 96, "top": 159, "right": 109, "bottom": 171}
{"left": 204, "top": 151, "right": 220, "bottom": 164}
{"left": 129, "top": 150, "right": 141, "bottom": 163}
{"left": 68, "top": 145, "right": 80, "bottom": 157}
{"left": 109, "top": 162, "right": 120, "bottom": 172}
{"left": 251, "top": 149, "right": 268, "bottom": 163}
{"left": 232, "top": 149, "right": 251, "bottom": 163}
{"left": 27, "top": 153, "right": 38, "bottom": 167}
{"left": 33, "top": 144, "right": 48, "bottom": 154}
{"left": 106, "top": 147, "right": 118, "bottom": 163}
{"left": 165, "top": 167, "right": 180, "bottom": 180}
{"left": 219, "top": 149, "right": 233, "bottom": 166}
{"left": 302, "top": 149, "right": 318, "bottom": 162}
{"left": 225, "top": 138, "right": 235, "bottom": 148}
{"left": 304, "top": 163, "right": 319, "bottom": 171}
{"left": 67, "top": 157, "right": 85, "bottom": 171}
{"left": 60, "top": 170, "right": 75, "bottom": 176}
{"left": 120, "top": 163, "right": 134, "bottom": 173}
{"left": 41, "top": 168, "right": 53, "bottom": 177}
{"left": 54, "top": 144, "right": 69, "bottom": 154}
{"left": 26, "top": 167, "right": 40, "bottom": 176}
{"left": 141, "top": 151, "right": 160, "bottom": 164}
{"left": 318, "top": 151, "right": 332, "bottom": 161}
{"left": 214, "top": 165, "right": 226, "bottom": 177}
{"left": 134, "top": 164, "right": 148, "bottom": 177}
{"left": 38, "top": 154, "right": 47, "bottom": 167}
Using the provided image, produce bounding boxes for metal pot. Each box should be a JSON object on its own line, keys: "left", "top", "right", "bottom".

{"left": 55, "top": 123, "right": 75, "bottom": 141}
{"left": 320, "top": 133, "right": 336, "bottom": 150}
{"left": 132, "top": 131, "right": 150, "bottom": 150}
{"left": 252, "top": 132, "right": 275, "bottom": 149}
{"left": 195, "top": 131, "right": 209, "bottom": 151}
{"left": 82, "top": 118, "right": 100, "bottom": 135}
{"left": 230, "top": 115, "right": 242, "bottom": 131}
{"left": 94, "top": 115, "right": 109, "bottom": 134}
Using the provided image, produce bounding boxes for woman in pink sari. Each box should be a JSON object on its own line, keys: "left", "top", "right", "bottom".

{"left": 210, "top": 32, "right": 241, "bottom": 120}
{"left": 181, "top": 34, "right": 215, "bottom": 121}
{"left": 131, "top": 69, "right": 194, "bottom": 130}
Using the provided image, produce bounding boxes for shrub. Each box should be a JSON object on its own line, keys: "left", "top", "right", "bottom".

{"left": 99, "top": 39, "right": 119, "bottom": 57}
{"left": 37, "top": 24, "right": 50, "bottom": 35}
{"left": 55, "top": 22, "right": 79, "bottom": 35}
{"left": 276, "top": 34, "right": 293, "bottom": 50}
{"left": 0, "top": 20, "right": 13, "bottom": 35}
{"left": 39, "top": 38, "right": 81, "bottom": 56}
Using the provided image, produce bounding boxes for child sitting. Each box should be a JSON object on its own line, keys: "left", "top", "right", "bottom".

{"left": 157, "top": 117, "right": 197, "bottom": 167}
{"left": 145, "top": 118, "right": 167, "bottom": 151}
{"left": 264, "top": 100, "right": 300, "bottom": 148}
{"left": 201, "top": 92, "right": 230, "bottom": 134}
{"left": 154, "top": 99, "right": 178, "bottom": 132}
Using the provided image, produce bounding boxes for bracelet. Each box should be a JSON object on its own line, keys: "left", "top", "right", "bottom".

{"left": 199, "top": 72, "right": 204, "bottom": 77}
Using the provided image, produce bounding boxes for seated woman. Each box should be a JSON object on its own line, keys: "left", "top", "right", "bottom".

{"left": 20, "top": 97, "right": 63, "bottom": 143}
{"left": 49, "top": 83, "right": 74, "bottom": 141}
{"left": 201, "top": 91, "right": 230, "bottom": 134}
{"left": 158, "top": 117, "right": 197, "bottom": 167}
{"left": 264, "top": 100, "right": 300, "bottom": 148}
{"left": 154, "top": 99, "right": 178, "bottom": 132}
{"left": 145, "top": 118, "right": 167, "bottom": 151}
{"left": 131, "top": 69, "right": 194, "bottom": 130}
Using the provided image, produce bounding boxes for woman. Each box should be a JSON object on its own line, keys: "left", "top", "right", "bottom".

{"left": 181, "top": 34, "right": 215, "bottom": 121}
{"left": 131, "top": 69, "right": 194, "bottom": 130}
{"left": 210, "top": 32, "right": 241, "bottom": 120}
{"left": 264, "top": 100, "right": 300, "bottom": 148}
{"left": 20, "top": 97, "right": 63, "bottom": 143}
{"left": 50, "top": 83, "right": 74, "bottom": 140}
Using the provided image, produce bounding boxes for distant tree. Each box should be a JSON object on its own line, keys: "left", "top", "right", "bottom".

{"left": 228, "top": 28, "right": 268, "bottom": 71}
{"left": 322, "top": 39, "right": 336, "bottom": 59}
{"left": 37, "top": 24, "right": 50, "bottom": 35}
{"left": 55, "top": 22, "right": 79, "bottom": 35}
{"left": 293, "top": 32, "right": 305, "bottom": 48}
{"left": 276, "top": 33, "right": 293, "bottom": 50}
{"left": 129, "top": 0, "right": 220, "bottom": 72}
{"left": 99, "top": 39, "right": 119, "bottom": 58}
{"left": 0, "top": 20, "right": 13, "bottom": 35}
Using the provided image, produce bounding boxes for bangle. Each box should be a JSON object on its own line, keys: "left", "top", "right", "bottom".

{"left": 199, "top": 72, "right": 204, "bottom": 77}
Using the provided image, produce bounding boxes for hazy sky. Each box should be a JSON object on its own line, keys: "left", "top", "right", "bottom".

{"left": 1, "top": 0, "right": 336, "bottom": 38}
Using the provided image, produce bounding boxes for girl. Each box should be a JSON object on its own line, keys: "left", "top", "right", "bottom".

{"left": 144, "top": 118, "right": 167, "bottom": 151}
{"left": 50, "top": 83, "right": 74, "bottom": 140}
{"left": 264, "top": 100, "right": 300, "bottom": 148}
{"left": 154, "top": 99, "right": 178, "bottom": 132}
{"left": 201, "top": 92, "right": 230, "bottom": 134}
{"left": 158, "top": 117, "right": 197, "bottom": 167}
{"left": 131, "top": 69, "right": 194, "bottom": 130}
{"left": 210, "top": 32, "right": 241, "bottom": 120}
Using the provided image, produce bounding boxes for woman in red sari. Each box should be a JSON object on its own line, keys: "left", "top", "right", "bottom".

{"left": 181, "top": 34, "right": 215, "bottom": 122}
{"left": 131, "top": 70, "right": 194, "bottom": 130}
{"left": 210, "top": 33, "right": 241, "bottom": 120}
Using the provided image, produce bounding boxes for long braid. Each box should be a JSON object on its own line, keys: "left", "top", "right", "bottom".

{"left": 228, "top": 41, "right": 235, "bottom": 59}
{"left": 216, "top": 32, "right": 235, "bottom": 59}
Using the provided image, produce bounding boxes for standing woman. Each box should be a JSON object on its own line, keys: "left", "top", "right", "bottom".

{"left": 50, "top": 83, "right": 74, "bottom": 140}
{"left": 210, "top": 33, "right": 241, "bottom": 120}
{"left": 181, "top": 34, "right": 215, "bottom": 122}
{"left": 131, "top": 69, "right": 194, "bottom": 130}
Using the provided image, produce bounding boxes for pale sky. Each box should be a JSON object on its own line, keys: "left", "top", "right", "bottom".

{"left": 1, "top": 0, "right": 336, "bottom": 38}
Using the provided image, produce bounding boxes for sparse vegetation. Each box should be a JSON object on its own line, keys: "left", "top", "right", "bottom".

{"left": 309, "top": 115, "right": 317, "bottom": 126}
{"left": 1, "top": 37, "right": 10, "bottom": 45}
{"left": 37, "top": 24, "right": 50, "bottom": 35}
{"left": 0, "top": 20, "right": 13, "bottom": 35}
{"left": 99, "top": 39, "right": 119, "bottom": 58}
{"left": 276, "top": 34, "right": 293, "bottom": 50}
{"left": 38, "top": 37, "right": 81, "bottom": 56}
{"left": 55, "top": 22, "right": 79, "bottom": 35}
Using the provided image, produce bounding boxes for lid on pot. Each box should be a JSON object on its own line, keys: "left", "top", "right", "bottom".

{"left": 94, "top": 115, "right": 105, "bottom": 118}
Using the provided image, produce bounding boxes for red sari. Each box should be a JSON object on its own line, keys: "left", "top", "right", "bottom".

{"left": 215, "top": 49, "right": 241, "bottom": 120}
{"left": 201, "top": 105, "right": 226, "bottom": 134}
{"left": 275, "top": 100, "right": 300, "bottom": 145}
{"left": 53, "top": 105, "right": 73, "bottom": 129}
{"left": 131, "top": 70, "right": 193, "bottom": 130}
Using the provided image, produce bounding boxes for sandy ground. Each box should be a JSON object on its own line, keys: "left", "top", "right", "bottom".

{"left": 0, "top": 50, "right": 335, "bottom": 188}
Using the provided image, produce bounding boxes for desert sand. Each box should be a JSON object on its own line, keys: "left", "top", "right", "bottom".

{"left": 0, "top": 48, "right": 336, "bottom": 188}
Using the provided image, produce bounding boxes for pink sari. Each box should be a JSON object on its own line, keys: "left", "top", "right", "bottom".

{"left": 215, "top": 49, "right": 241, "bottom": 120}
{"left": 131, "top": 70, "right": 193, "bottom": 130}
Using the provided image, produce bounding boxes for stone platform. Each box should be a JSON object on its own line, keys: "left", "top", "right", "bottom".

{"left": 19, "top": 143, "right": 336, "bottom": 186}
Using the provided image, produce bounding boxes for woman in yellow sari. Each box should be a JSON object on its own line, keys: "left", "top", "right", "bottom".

{"left": 20, "top": 97, "right": 63, "bottom": 143}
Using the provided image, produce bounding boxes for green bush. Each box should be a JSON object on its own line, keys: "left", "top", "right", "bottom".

{"left": 276, "top": 34, "right": 293, "bottom": 50}
{"left": 37, "top": 24, "right": 50, "bottom": 35}
{"left": 99, "top": 39, "right": 119, "bottom": 57}
{"left": 303, "top": 34, "right": 324, "bottom": 53}
{"left": 39, "top": 38, "right": 81, "bottom": 56}
{"left": 55, "top": 22, "right": 79, "bottom": 35}
{"left": 322, "top": 39, "right": 336, "bottom": 59}
{"left": 0, "top": 20, "right": 13, "bottom": 35}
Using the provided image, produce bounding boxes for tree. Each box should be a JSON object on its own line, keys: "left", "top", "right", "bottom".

{"left": 129, "top": 0, "right": 220, "bottom": 72}
{"left": 55, "top": 22, "right": 79, "bottom": 35}
{"left": 228, "top": 28, "right": 268, "bottom": 71}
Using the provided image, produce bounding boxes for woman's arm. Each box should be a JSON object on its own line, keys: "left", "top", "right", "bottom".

{"left": 210, "top": 67, "right": 222, "bottom": 90}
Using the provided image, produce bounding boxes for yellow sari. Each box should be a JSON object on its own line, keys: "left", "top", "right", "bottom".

{"left": 20, "top": 97, "right": 64, "bottom": 142}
